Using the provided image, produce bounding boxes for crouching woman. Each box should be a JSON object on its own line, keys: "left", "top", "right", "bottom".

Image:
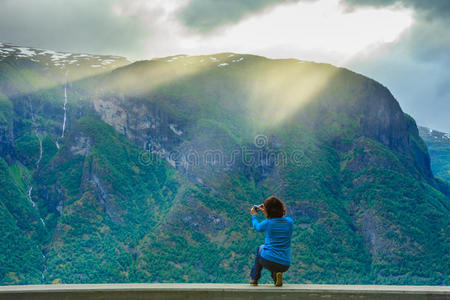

{"left": 250, "top": 196, "right": 293, "bottom": 286}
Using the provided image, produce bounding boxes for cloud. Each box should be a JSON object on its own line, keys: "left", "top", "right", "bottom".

{"left": 341, "top": 0, "right": 450, "bottom": 132}
{"left": 343, "top": 0, "right": 450, "bottom": 18}
{"left": 0, "top": 0, "right": 164, "bottom": 59}
{"left": 189, "top": 0, "right": 412, "bottom": 63}
{"left": 177, "top": 0, "right": 298, "bottom": 33}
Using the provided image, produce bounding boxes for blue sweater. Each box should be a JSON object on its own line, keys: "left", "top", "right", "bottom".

{"left": 252, "top": 215, "right": 293, "bottom": 266}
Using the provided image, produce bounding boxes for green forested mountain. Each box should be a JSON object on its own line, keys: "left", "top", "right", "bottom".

{"left": 0, "top": 43, "right": 448, "bottom": 285}
{"left": 419, "top": 126, "right": 450, "bottom": 183}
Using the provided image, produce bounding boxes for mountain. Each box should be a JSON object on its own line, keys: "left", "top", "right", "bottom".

{"left": 0, "top": 42, "right": 130, "bottom": 80}
{"left": 0, "top": 45, "right": 448, "bottom": 285}
{"left": 419, "top": 126, "right": 450, "bottom": 183}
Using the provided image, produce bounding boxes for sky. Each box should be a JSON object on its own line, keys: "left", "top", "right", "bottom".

{"left": 0, "top": 0, "right": 449, "bottom": 132}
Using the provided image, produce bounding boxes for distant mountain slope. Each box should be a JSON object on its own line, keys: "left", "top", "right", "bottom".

{"left": 419, "top": 126, "right": 450, "bottom": 183}
{"left": 0, "top": 42, "right": 130, "bottom": 84}
{"left": 0, "top": 44, "right": 448, "bottom": 285}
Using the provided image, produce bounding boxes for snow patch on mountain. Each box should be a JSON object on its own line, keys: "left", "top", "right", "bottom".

{"left": 0, "top": 42, "right": 130, "bottom": 70}
{"left": 419, "top": 126, "right": 450, "bottom": 140}
{"left": 17, "top": 47, "right": 37, "bottom": 57}
{"left": 101, "top": 59, "right": 115, "bottom": 65}
{"left": 169, "top": 124, "right": 183, "bottom": 136}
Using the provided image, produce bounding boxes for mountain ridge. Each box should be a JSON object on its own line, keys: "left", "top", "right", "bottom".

{"left": 419, "top": 126, "right": 450, "bottom": 184}
{"left": 0, "top": 43, "right": 448, "bottom": 285}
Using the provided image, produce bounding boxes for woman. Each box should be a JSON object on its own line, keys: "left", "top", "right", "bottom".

{"left": 250, "top": 196, "right": 293, "bottom": 286}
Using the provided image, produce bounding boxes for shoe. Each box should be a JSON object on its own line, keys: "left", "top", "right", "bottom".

{"left": 250, "top": 279, "right": 258, "bottom": 286}
{"left": 275, "top": 272, "right": 283, "bottom": 287}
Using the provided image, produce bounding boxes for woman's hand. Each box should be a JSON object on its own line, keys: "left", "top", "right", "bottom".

{"left": 251, "top": 207, "right": 257, "bottom": 216}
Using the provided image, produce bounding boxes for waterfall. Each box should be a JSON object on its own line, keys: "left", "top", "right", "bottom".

{"left": 41, "top": 254, "right": 47, "bottom": 282}
{"left": 29, "top": 99, "right": 35, "bottom": 123}
{"left": 61, "top": 83, "right": 67, "bottom": 138}
{"left": 27, "top": 186, "right": 36, "bottom": 207}
{"left": 28, "top": 99, "right": 43, "bottom": 169}
{"left": 27, "top": 185, "right": 46, "bottom": 228}
{"left": 36, "top": 134, "right": 43, "bottom": 168}
{"left": 61, "top": 72, "right": 68, "bottom": 138}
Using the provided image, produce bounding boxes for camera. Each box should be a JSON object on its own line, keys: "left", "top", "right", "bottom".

{"left": 253, "top": 204, "right": 264, "bottom": 212}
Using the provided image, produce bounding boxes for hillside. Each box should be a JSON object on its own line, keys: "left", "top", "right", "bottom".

{"left": 419, "top": 126, "right": 450, "bottom": 183}
{"left": 0, "top": 45, "right": 448, "bottom": 285}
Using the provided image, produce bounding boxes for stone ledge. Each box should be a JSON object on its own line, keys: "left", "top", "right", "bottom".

{"left": 1, "top": 284, "right": 449, "bottom": 300}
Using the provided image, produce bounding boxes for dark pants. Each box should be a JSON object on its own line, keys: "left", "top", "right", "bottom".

{"left": 250, "top": 245, "right": 289, "bottom": 282}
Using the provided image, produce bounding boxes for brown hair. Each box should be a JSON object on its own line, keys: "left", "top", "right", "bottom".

{"left": 264, "top": 196, "right": 286, "bottom": 218}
